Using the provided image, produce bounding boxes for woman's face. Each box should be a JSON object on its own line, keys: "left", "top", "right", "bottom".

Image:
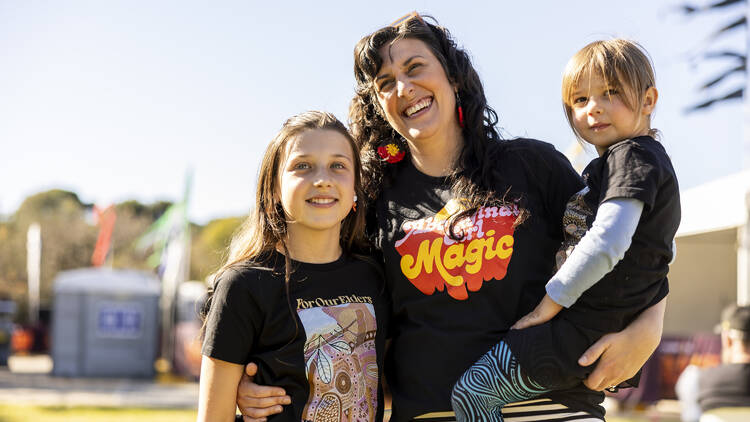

{"left": 373, "top": 38, "right": 458, "bottom": 144}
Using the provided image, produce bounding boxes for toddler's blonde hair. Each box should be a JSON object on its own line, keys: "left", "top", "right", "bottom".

{"left": 562, "top": 39, "right": 657, "bottom": 141}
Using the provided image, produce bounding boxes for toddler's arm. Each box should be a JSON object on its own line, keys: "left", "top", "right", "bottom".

{"left": 546, "top": 197, "right": 644, "bottom": 307}
{"left": 513, "top": 197, "right": 643, "bottom": 329}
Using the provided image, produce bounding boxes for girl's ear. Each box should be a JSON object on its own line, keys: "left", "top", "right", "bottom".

{"left": 641, "top": 87, "right": 658, "bottom": 115}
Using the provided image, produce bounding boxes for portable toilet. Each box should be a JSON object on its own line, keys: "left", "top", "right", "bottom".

{"left": 51, "top": 268, "right": 160, "bottom": 377}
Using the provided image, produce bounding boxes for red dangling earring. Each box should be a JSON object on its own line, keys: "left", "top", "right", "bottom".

{"left": 456, "top": 92, "right": 465, "bottom": 128}
{"left": 352, "top": 194, "right": 358, "bottom": 212}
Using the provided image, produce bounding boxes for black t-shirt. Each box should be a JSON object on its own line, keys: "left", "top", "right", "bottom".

{"left": 698, "top": 363, "right": 750, "bottom": 411}
{"left": 565, "top": 136, "right": 679, "bottom": 331}
{"left": 372, "top": 139, "right": 605, "bottom": 421}
{"left": 202, "top": 252, "right": 388, "bottom": 422}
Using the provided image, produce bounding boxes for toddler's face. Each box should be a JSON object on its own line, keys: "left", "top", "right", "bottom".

{"left": 569, "top": 72, "right": 650, "bottom": 155}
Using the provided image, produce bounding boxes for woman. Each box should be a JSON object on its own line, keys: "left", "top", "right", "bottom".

{"left": 235, "top": 15, "right": 665, "bottom": 422}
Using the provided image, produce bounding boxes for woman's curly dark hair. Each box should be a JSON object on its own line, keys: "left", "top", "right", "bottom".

{"left": 349, "top": 15, "right": 527, "bottom": 237}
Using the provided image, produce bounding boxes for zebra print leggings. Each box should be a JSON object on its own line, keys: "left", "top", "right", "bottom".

{"left": 451, "top": 340, "right": 583, "bottom": 422}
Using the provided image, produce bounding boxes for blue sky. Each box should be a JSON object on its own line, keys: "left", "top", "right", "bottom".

{"left": 1, "top": 1, "right": 746, "bottom": 223}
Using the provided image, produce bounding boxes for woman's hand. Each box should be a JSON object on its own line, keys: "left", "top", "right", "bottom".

{"left": 578, "top": 298, "right": 666, "bottom": 391}
{"left": 511, "top": 294, "right": 563, "bottom": 330}
{"left": 236, "top": 363, "right": 291, "bottom": 422}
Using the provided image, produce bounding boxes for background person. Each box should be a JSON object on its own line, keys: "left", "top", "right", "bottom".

{"left": 676, "top": 305, "right": 750, "bottom": 422}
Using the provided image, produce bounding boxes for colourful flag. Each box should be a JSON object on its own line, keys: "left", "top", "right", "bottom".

{"left": 91, "top": 205, "right": 117, "bottom": 267}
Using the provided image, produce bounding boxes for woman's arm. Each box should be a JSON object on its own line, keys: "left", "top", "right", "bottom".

{"left": 578, "top": 297, "right": 666, "bottom": 391}
{"left": 198, "top": 355, "right": 245, "bottom": 422}
{"left": 236, "top": 362, "right": 291, "bottom": 421}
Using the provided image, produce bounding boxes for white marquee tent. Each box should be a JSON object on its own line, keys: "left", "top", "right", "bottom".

{"left": 664, "top": 170, "right": 750, "bottom": 335}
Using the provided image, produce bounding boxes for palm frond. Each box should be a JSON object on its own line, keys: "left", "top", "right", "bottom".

{"left": 703, "top": 50, "right": 746, "bottom": 61}
{"left": 707, "top": 0, "right": 746, "bottom": 10}
{"left": 710, "top": 15, "right": 747, "bottom": 39}
{"left": 686, "top": 88, "right": 743, "bottom": 111}
{"left": 679, "top": 0, "right": 745, "bottom": 14}
{"left": 700, "top": 64, "right": 747, "bottom": 89}
{"left": 679, "top": 4, "right": 700, "bottom": 13}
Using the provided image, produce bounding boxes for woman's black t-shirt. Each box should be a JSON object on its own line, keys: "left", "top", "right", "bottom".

{"left": 372, "top": 139, "right": 605, "bottom": 421}
{"left": 202, "top": 252, "right": 389, "bottom": 422}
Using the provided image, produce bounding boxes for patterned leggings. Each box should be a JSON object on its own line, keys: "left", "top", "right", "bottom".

{"left": 451, "top": 341, "right": 548, "bottom": 422}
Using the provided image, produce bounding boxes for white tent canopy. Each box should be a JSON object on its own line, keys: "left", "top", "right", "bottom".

{"left": 665, "top": 170, "right": 750, "bottom": 334}
{"left": 677, "top": 169, "right": 750, "bottom": 238}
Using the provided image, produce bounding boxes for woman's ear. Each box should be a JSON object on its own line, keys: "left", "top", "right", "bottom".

{"left": 641, "top": 86, "right": 658, "bottom": 115}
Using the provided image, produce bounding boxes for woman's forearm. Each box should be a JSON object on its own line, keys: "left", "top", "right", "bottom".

{"left": 628, "top": 295, "right": 666, "bottom": 341}
{"left": 579, "top": 297, "right": 666, "bottom": 390}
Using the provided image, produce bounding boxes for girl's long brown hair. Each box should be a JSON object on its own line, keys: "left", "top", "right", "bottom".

{"left": 200, "top": 111, "right": 368, "bottom": 335}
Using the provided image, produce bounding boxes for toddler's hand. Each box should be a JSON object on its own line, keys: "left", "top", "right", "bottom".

{"left": 511, "top": 294, "right": 563, "bottom": 330}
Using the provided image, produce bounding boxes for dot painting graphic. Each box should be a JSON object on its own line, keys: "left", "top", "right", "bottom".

{"left": 298, "top": 302, "right": 378, "bottom": 422}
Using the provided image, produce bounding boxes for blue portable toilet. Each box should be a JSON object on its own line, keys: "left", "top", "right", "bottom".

{"left": 51, "top": 268, "right": 160, "bottom": 377}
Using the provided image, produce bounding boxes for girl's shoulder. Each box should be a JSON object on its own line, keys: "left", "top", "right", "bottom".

{"left": 212, "top": 261, "right": 283, "bottom": 295}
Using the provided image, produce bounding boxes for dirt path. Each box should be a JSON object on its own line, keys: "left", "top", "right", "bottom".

{"left": 0, "top": 355, "right": 198, "bottom": 408}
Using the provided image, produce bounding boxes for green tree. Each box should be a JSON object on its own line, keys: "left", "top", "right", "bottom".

{"left": 190, "top": 217, "right": 244, "bottom": 281}
{"left": 0, "top": 190, "right": 97, "bottom": 321}
{"left": 112, "top": 200, "right": 174, "bottom": 270}
{"left": 0, "top": 189, "right": 246, "bottom": 323}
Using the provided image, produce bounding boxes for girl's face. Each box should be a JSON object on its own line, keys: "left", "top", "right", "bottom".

{"left": 569, "top": 72, "right": 656, "bottom": 155}
{"left": 277, "top": 129, "right": 356, "bottom": 238}
{"left": 373, "top": 38, "right": 458, "bottom": 145}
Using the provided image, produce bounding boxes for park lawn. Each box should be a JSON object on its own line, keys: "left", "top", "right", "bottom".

{"left": 0, "top": 404, "right": 198, "bottom": 422}
{"left": 0, "top": 404, "right": 680, "bottom": 422}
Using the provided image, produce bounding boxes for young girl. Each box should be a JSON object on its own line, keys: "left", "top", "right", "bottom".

{"left": 198, "top": 111, "right": 387, "bottom": 422}
{"left": 451, "top": 39, "right": 680, "bottom": 421}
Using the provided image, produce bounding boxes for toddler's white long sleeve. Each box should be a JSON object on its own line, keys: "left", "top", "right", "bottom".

{"left": 546, "top": 197, "right": 644, "bottom": 308}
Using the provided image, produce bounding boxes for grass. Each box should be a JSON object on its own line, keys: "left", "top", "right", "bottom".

{"left": 0, "top": 404, "right": 682, "bottom": 422}
{"left": 0, "top": 404, "right": 197, "bottom": 422}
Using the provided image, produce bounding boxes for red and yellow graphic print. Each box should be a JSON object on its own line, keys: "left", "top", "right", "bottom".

{"left": 395, "top": 199, "right": 519, "bottom": 300}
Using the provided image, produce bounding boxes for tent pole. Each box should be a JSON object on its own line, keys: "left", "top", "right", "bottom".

{"left": 738, "top": 191, "right": 750, "bottom": 305}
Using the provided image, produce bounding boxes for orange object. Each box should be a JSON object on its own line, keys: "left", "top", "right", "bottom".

{"left": 11, "top": 328, "right": 32, "bottom": 353}
{"left": 92, "top": 205, "right": 117, "bottom": 266}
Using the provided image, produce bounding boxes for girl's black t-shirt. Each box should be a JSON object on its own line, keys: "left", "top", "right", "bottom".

{"left": 202, "top": 252, "right": 388, "bottom": 422}
{"left": 372, "top": 139, "right": 606, "bottom": 421}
